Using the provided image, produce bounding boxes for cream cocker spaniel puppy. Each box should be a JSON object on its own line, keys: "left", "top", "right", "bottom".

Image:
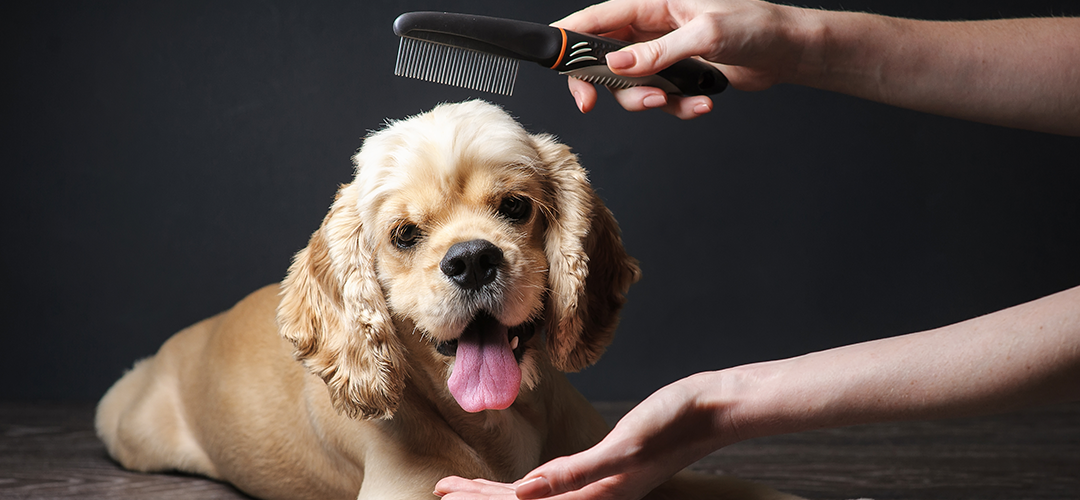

{"left": 96, "top": 101, "right": 797, "bottom": 500}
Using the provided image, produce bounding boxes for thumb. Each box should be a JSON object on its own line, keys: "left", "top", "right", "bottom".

{"left": 514, "top": 449, "right": 623, "bottom": 499}
{"left": 607, "top": 16, "right": 719, "bottom": 77}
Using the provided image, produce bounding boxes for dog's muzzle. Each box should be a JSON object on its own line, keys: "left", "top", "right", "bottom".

{"left": 436, "top": 239, "right": 544, "bottom": 412}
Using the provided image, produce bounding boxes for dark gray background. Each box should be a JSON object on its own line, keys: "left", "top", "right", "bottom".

{"left": 4, "top": 0, "right": 1079, "bottom": 402}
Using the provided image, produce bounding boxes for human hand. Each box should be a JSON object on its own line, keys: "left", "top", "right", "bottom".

{"left": 552, "top": 0, "right": 812, "bottom": 119}
{"left": 435, "top": 372, "right": 731, "bottom": 499}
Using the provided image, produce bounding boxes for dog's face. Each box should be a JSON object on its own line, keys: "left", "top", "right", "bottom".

{"left": 362, "top": 106, "right": 553, "bottom": 413}
{"left": 277, "top": 101, "right": 639, "bottom": 419}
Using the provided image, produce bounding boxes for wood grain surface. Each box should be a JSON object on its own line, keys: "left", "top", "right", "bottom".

{"left": 2, "top": 401, "right": 1077, "bottom": 499}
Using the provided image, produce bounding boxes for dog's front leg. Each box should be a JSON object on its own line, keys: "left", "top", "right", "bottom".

{"left": 354, "top": 448, "right": 495, "bottom": 500}
{"left": 355, "top": 468, "right": 446, "bottom": 500}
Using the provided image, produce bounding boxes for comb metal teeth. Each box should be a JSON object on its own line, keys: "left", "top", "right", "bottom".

{"left": 394, "top": 37, "right": 519, "bottom": 96}
{"left": 560, "top": 65, "right": 681, "bottom": 94}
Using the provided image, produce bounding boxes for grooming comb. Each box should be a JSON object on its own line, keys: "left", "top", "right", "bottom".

{"left": 393, "top": 11, "right": 728, "bottom": 97}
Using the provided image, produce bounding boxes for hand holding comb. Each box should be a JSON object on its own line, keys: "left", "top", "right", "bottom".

{"left": 393, "top": 11, "right": 728, "bottom": 97}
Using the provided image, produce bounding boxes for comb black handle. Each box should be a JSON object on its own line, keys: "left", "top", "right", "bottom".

{"left": 553, "top": 30, "right": 727, "bottom": 95}
{"left": 394, "top": 12, "right": 564, "bottom": 65}
{"left": 393, "top": 11, "right": 727, "bottom": 96}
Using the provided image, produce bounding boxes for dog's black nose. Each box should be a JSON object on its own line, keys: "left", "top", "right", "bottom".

{"left": 441, "top": 239, "right": 503, "bottom": 290}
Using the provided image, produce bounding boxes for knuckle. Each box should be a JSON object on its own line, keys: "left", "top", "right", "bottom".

{"left": 548, "top": 457, "right": 591, "bottom": 492}
{"left": 634, "top": 40, "right": 666, "bottom": 67}
{"left": 563, "top": 467, "right": 590, "bottom": 491}
{"left": 691, "top": 13, "right": 725, "bottom": 51}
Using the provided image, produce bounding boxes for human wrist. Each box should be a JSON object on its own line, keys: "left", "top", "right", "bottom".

{"left": 771, "top": 3, "right": 830, "bottom": 87}
{"left": 707, "top": 357, "right": 809, "bottom": 445}
{"left": 785, "top": 8, "right": 921, "bottom": 100}
{"left": 689, "top": 363, "right": 774, "bottom": 447}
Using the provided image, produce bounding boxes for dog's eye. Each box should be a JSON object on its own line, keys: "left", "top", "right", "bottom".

{"left": 393, "top": 224, "right": 421, "bottom": 249}
{"left": 498, "top": 195, "right": 532, "bottom": 223}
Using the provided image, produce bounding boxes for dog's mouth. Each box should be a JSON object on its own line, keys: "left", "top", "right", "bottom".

{"left": 434, "top": 313, "right": 537, "bottom": 361}
{"left": 434, "top": 312, "right": 540, "bottom": 413}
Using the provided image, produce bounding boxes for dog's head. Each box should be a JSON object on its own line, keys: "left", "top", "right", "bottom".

{"left": 277, "top": 101, "right": 639, "bottom": 419}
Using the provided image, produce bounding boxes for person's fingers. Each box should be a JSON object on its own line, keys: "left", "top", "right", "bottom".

{"left": 606, "top": 15, "right": 724, "bottom": 77}
{"left": 514, "top": 476, "right": 554, "bottom": 499}
{"left": 434, "top": 476, "right": 515, "bottom": 497}
{"left": 661, "top": 95, "right": 714, "bottom": 119}
{"left": 551, "top": 0, "right": 649, "bottom": 34}
{"left": 515, "top": 446, "right": 631, "bottom": 499}
{"left": 440, "top": 491, "right": 517, "bottom": 500}
{"left": 587, "top": 85, "right": 712, "bottom": 119}
{"left": 567, "top": 77, "right": 599, "bottom": 113}
{"left": 609, "top": 86, "right": 669, "bottom": 112}
{"left": 515, "top": 458, "right": 600, "bottom": 498}
{"left": 568, "top": 61, "right": 714, "bottom": 118}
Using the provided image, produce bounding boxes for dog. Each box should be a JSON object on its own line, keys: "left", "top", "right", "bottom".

{"left": 96, "top": 100, "right": 798, "bottom": 500}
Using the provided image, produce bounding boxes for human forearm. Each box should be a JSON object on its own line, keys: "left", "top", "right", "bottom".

{"left": 790, "top": 11, "right": 1080, "bottom": 135}
{"left": 437, "top": 286, "right": 1080, "bottom": 500}
{"left": 717, "top": 285, "right": 1080, "bottom": 443}
{"left": 556, "top": 1, "right": 1080, "bottom": 131}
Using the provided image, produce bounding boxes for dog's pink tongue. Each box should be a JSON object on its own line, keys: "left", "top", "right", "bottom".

{"left": 447, "top": 315, "right": 521, "bottom": 413}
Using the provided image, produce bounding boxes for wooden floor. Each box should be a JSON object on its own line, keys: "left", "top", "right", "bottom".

{"left": 2, "top": 401, "right": 1078, "bottom": 500}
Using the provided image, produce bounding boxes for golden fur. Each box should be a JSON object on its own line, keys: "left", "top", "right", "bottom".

{"left": 96, "top": 101, "right": 799, "bottom": 500}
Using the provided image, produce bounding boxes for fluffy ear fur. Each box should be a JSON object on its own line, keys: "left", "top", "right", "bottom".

{"left": 534, "top": 134, "right": 641, "bottom": 372}
{"left": 276, "top": 183, "right": 406, "bottom": 420}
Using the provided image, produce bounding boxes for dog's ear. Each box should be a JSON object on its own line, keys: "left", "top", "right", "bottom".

{"left": 533, "top": 134, "right": 641, "bottom": 372}
{"left": 276, "top": 184, "right": 406, "bottom": 420}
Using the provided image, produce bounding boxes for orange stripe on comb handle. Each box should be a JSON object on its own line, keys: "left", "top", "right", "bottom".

{"left": 549, "top": 28, "right": 568, "bottom": 69}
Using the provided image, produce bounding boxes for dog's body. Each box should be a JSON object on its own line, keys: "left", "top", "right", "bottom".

{"left": 96, "top": 284, "right": 607, "bottom": 499}
{"left": 97, "top": 101, "right": 797, "bottom": 500}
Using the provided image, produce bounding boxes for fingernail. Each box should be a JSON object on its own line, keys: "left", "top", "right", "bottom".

{"left": 516, "top": 476, "right": 551, "bottom": 499}
{"left": 606, "top": 50, "right": 635, "bottom": 70}
{"left": 642, "top": 94, "right": 667, "bottom": 109}
{"left": 694, "top": 102, "right": 712, "bottom": 114}
{"left": 572, "top": 91, "right": 584, "bottom": 112}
